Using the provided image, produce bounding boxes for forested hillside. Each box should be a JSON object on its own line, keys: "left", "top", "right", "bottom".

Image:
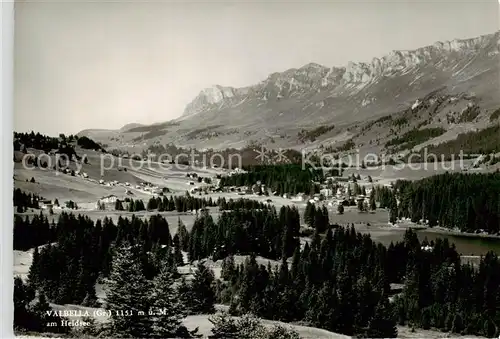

{"left": 394, "top": 173, "right": 500, "bottom": 233}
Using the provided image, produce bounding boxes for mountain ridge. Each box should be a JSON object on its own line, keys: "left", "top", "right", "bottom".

{"left": 182, "top": 31, "right": 500, "bottom": 118}
{"left": 79, "top": 30, "right": 500, "bottom": 157}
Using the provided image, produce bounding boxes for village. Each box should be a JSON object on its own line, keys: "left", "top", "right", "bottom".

{"left": 35, "top": 162, "right": 397, "bottom": 216}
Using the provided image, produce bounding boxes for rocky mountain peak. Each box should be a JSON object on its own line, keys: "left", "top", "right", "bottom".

{"left": 182, "top": 31, "right": 500, "bottom": 118}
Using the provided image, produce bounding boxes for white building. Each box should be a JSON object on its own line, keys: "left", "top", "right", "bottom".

{"left": 99, "top": 195, "right": 118, "bottom": 204}
{"left": 291, "top": 193, "right": 305, "bottom": 202}
{"left": 320, "top": 188, "right": 333, "bottom": 198}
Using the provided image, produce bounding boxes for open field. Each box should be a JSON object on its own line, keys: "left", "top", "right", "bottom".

{"left": 13, "top": 248, "right": 487, "bottom": 339}
{"left": 15, "top": 199, "right": 500, "bottom": 256}
{"left": 15, "top": 311, "right": 487, "bottom": 339}
{"left": 12, "top": 148, "right": 500, "bottom": 339}
{"left": 14, "top": 147, "right": 227, "bottom": 203}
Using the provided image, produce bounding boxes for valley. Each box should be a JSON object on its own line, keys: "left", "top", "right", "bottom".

{"left": 12, "top": 26, "right": 500, "bottom": 339}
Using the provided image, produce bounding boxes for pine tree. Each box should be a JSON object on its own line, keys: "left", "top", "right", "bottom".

{"left": 188, "top": 263, "right": 215, "bottom": 314}
{"left": 337, "top": 203, "right": 344, "bottom": 215}
{"left": 115, "top": 199, "right": 124, "bottom": 211}
{"left": 357, "top": 199, "right": 365, "bottom": 212}
{"left": 177, "top": 276, "right": 193, "bottom": 314}
{"left": 208, "top": 312, "right": 240, "bottom": 338}
{"left": 265, "top": 324, "right": 301, "bottom": 339}
{"left": 104, "top": 244, "right": 154, "bottom": 338}
{"left": 31, "top": 292, "right": 66, "bottom": 333}
{"left": 28, "top": 246, "right": 40, "bottom": 286}
{"left": 82, "top": 284, "right": 100, "bottom": 308}
{"left": 173, "top": 234, "right": 184, "bottom": 266}
{"left": 177, "top": 218, "right": 190, "bottom": 252}
{"left": 14, "top": 276, "right": 35, "bottom": 331}
{"left": 370, "top": 192, "right": 377, "bottom": 211}
{"left": 366, "top": 296, "right": 398, "bottom": 338}
{"left": 389, "top": 195, "right": 398, "bottom": 224}
{"left": 150, "top": 263, "right": 184, "bottom": 337}
{"left": 451, "top": 313, "right": 464, "bottom": 334}
{"left": 304, "top": 202, "right": 315, "bottom": 227}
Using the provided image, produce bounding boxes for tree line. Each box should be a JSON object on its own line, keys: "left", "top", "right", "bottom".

{"left": 187, "top": 206, "right": 300, "bottom": 262}
{"left": 117, "top": 195, "right": 272, "bottom": 213}
{"left": 219, "top": 164, "right": 337, "bottom": 196}
{"left": 14, "top": 131, "right": 80, "bottom": 161}
{"left": 385, "top": 127, "right": 446, "bottom": 151}
{"left": 15, "top": 206, "right": 500, "bottom": 338}
{"left": 14, "top": 188, "right": 43, "bottom": 213}
{"left": 392, "top": 172, "right": 500, "bottom": 233}
{"left": 412, "top": 124, "right": 500, "bottom": 161}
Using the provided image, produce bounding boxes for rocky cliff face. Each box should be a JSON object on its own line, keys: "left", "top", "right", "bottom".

{"left": 80, "top": 31, "right": 500, "bottom": 152}
{"left": 182, "top": 31, "right": 500, "bottom": 120}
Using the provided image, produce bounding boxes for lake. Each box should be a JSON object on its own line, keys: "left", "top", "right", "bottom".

{"left": 363, "top": 225, "right": 500, "bottom": 256}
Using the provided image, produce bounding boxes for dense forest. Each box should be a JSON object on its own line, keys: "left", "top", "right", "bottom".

{"left": 413, "top": 124, "right": 500, "bottom": 161}
{"left": 490, "top": 108, "right": 500, "bottom": 122}
{"left": 219, "top": 164, "right": 338, "bottom": 196}
{"left": 13, "top": 197, "right": 271, "bottom": 250}
{"left": 13, "top": 188, "right": 43, "bottom": 213}
{"left": 385, "top": 127, "right": 446, "bottom": 151}
{"left": 16, "top": 207, "right": 500, "bottom": 338}
{"left": 297, "top": 124, "right": 335, "bottom": 143}
{"left": 187, "top": 206, "right": 301, "bottom": 261}
{"left": 323, "top": 139, "right": 356, "bottom": 154}
{"left": 393, "top": 173, "right": 500, "bottom": 233}
{"left": 216, "top": 227, "right": 500, "bottom": 337}
{"left": 76, "top": 136, "right": 105, "bottom": 151}
{"left": 14, "top": 132, "right": 63, "bottom": 152}
{"left": 13, "top": 166, "right": 500, "bottom": 338}
{"left": 13, "top": 132, "right": 80, "bottom": 160}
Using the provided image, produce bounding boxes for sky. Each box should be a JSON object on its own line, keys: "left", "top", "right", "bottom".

{"left": 14, "top": 0, "right": 499, "bottom": 135}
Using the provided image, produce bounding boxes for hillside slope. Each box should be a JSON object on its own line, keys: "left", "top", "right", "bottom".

{"left": 80, "top": 31, "right": 500, "bottom": 153}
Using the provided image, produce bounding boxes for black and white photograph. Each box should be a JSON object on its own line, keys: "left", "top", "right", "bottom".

{"left": 8, "top": 0, "right": 500, "bottom": 338}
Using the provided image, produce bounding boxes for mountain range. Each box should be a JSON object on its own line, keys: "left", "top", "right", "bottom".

{"left": 80, "top": 31, "right": 500, "bottom": 157}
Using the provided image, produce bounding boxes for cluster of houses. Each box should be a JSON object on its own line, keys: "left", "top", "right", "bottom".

{"left": 39, "top": 199, "right": 56, "bottom": 210}
{"left": 95, "top": 194, "right": 119, "bottom": 209}
{"left": 39, "top": 199, "right": 78, "bottom": 211}
{"left": 56, "top": 167, "right": 89, "bottom": 180}
{"left": 98, "top": 179, "right": 120, "bottom": 187}
{"left": 136, "top": 182, "right": 164, "bottom": 195}
{"left": 221, "top": 181, "right": 266, "bottom": 196}
{"left": 189, "top": 183, "right": 224, "bottom": 195}
{"left": 227, "top": 167, "right": 246, "bottom": 176}
{"left": 95, "top": 178, "right": 164, "bottom": 195}
{"left": 284, "top": 175, "right": 377, "bottom": 208}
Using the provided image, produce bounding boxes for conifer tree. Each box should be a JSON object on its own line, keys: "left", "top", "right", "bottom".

{"left": 115, "top": 199, "right": 124, "bottom": 211}
{"left": 14, "top": 276, "right": 35, "bottom": 330}
{"left": 27, "top": 246, "right": 40, "bottom": 286}
{"left": 150, "top": 263, "right": 185, "bottom": 337}
{"left": 357, "top": 199, "right": 365, "bottom": 212}
{"left": 82, "top": 284, "right": 100, "bottom": 308}
{"left": 188, "top": 263, "right": 215, "bottom": 314}
{"left": 208, "top": 312, "right": 240, "bottom": 338}
{"left": 31, "top": 292, "right": 67, "bottom": 333}
{"left": 177, "top": 218, "right": 190, "bottom": 252}
{"left": 337, "top": 203, "right": 344, "bottom": 214}
{"left": 173, "top": 234, "right": 184, "bottom": 266}
{"left": 104, "top": 244, "right": 154, "bottom": 338}
{"left": 365, "top": 296, "right": 398, "bottom": 338}
{"left": 370, "top": 192, "right": 377, "bottom": 211}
